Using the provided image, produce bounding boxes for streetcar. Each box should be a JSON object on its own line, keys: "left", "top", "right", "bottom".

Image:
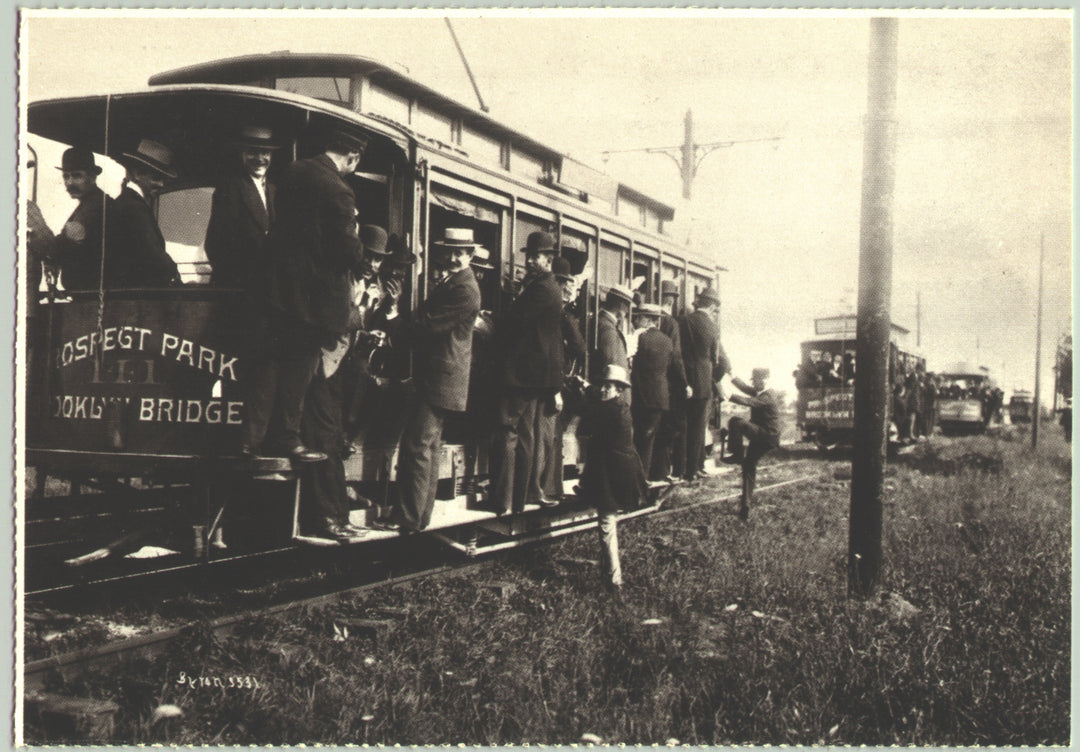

{"left": 22, "top": 52, "right": 723, "bottom": 585}
{"left": 794, "top": 315, "right": 924, "bottom": 449}
{"left": 1007, "top": 389, "right": 1033, "bottom": 424}
{"left": 935, "top": 363, "right": 997, "bottom": 434}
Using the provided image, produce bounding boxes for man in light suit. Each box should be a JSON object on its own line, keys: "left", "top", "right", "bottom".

{"left": 631, "top": 303, "right": 688, "bottom": 476}
{"left": 106, "top": 139, "right": 182, "bottom": 289}
{"left": 491, "top": 231, "right": 565, "bottom": 514}
{"left": 376, "top": 228, "right": 481, "bottom": 532}
{"left": 681, "top": 287, "right": 730, "bottom": 480}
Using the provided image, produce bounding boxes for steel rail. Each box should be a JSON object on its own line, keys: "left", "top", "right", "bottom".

{"left": 23, "top": 465, "right": 820, "bottom": 693}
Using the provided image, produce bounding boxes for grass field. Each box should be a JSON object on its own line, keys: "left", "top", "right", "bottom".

{"left": 30, "top": 427, "right": 1071, "bottom": 745}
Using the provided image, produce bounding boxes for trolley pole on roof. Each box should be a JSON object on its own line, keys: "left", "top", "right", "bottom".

{"left": 849, "top": 17, "right": 899, "bottom": 598}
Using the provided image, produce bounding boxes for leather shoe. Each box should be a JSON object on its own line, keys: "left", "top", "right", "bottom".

{"left": 537, "top": 496, "right": 560, "bottom": 508}
{"left": 370, "top": 518, "right": 403, "bottom": 532}
{"left": 721, "top": 455, "right": 745, "bottom": 465}
{"left": 693, "top": 469, "right": 711, "bottom": 479}
{"left": 319, "top": 520, "right": 361, "bottom": 541}
{"left": 342, "top": 522, "right": 369, "bottom": 538}
{"left": 289, "top": 445, "right": 328, "bottom": 463}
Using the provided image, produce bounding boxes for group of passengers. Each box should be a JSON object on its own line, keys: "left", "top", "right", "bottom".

{"left": 794, "top": 350, "right": 856, "bottom": 388}
{"left": 33, "top": 125, "right": 783, "bottom": 591}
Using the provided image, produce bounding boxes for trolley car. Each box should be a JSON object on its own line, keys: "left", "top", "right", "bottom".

{"left": 794, "top": 315, "right": 923, "bottom": 449}
{"left": 935, "top": 363, "right": 997, "bottom": 434}
{"left": 23, "top": 52, "right": 722, "bottom": 582}
{"left": 1008, "top": 389, "right": 1033, "bottom": 424}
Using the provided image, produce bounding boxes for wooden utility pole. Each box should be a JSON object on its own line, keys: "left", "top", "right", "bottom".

{"left": 849, "top": 17, "right": 899, "bottom": 598}
{"left": 1033, "top": 233, "right": 1045, "bottom": 448}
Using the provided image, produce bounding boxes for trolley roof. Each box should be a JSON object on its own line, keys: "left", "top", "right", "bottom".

{"left": 148, "top": 52, "right": 676, "bottom": 222}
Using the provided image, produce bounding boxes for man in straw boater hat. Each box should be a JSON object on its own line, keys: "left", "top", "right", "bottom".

{"left": 204, "top": 124, "right": 280, "bottom": 289}
{"left": 374, "top": 227, "right": 481, "bottom": 532}
{"left": 680, "top": 286, "right": 730, "bottom": 481}
{"left": 722, "top": 367, "right": 782, "bottom": 520}
{"left": 650, "top": 279, "right": 691, "bottom": 482}
{"left": 630, "top": 302, "right": 688, "bottom": 479}
{"left": 108, "top": 138, "right": 182, "bottom": 288}
{"left": 578, "top": 364, "right": 648, "bottom": 593}
{"left": 490, "top": 230, "right": 565, "bottom": 514}
{"left": 50, "top": 147, "right": 110, "bottom": 291}
{"left": 590, "top": 284, "right": 634, "bottom": 391}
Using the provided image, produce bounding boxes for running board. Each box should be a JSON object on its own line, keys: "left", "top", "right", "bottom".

{"left": 431, "top": 503, "right": 662, "bottom": 557}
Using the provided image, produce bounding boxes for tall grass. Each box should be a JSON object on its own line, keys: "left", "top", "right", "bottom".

{"left": 32, "top": 432, "right": 1070, "bottom": 745}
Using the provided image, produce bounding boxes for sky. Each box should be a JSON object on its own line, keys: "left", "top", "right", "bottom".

{"left": 20, "top": 10, "right": 1073, "bottom": 403}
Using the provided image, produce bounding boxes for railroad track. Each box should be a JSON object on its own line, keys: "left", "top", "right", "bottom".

{"left": 23, "top": 461, "right": 823, "bottom": 694}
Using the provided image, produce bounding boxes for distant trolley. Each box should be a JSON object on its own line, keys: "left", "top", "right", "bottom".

{"left": 935, "top": 363, "right": 998, "bottom": 434}
{"left": 794, "top": 315, "right": 924, "bottom": 449}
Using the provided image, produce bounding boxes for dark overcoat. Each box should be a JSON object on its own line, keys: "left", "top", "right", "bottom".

{"left": 105, "top": 186, "right": 180, "bottom": 288}
{"left": 580, "top": 397, "right": 648, "bottom": 514}
{"left": 680, "top": 309, "right": 730, "bottom": 398}
{"left": 499, "top": 270, "right": 564, "bottom": 391}
{"left": 269, "top": 154, "right": 363, "bottom": 337}
{"left": 632, "top": 327, "right": 686, "bottom": 411}
{"left": 204, "top": 172, "right": 275, "bottom": 290}
{"left": 412, "top": 266, "right": 482, "bottom": 412}
{"left": 590, "top": 311, "right": 628, "bottom": 384}
{"left": 659, "top": 312, "right": 688, "bottom": 399}
{"left": 55, "top": 186, "right": 108, "bottom": 291}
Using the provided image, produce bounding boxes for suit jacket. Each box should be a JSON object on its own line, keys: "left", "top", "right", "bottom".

{"left": 204, "top": 172, "right": 275, "bottom": 290}
{"left": 632, "top": 327, "right": 686, "bottom": 411}
{"left": 54, "top": 186, "right": 108, "bottom": 291}
{"left": 269, "top": 154, "right": 363, "bottom": 337}
{"left": 580, "top": 397, "right": 648, "bottom": 514}
{"left": 499, "top": 270, "right": 564, "bottom": 391}
{"left": 659, "top": 313, "right": 688, "bottom": 399}
{"left": 680, "top": 309, "right": 730, "bottom": 399}
{"left": 104, "top": 185, "right": 180, "bottom": 289}
{"left": 412, "top": 266, "right": 482, "bottom": 411}
{"left": 561, "top": 307, "right": 587, "bottom": 376}
{"left": 590, "top": 310, "right": 628, "bottom": 384}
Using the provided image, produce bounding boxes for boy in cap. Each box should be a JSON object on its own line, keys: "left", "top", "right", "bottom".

{"left": 723, "top": 368, "right": 782, "bottom": 520}
{"left": 578, "top": 364, "right": 648, "bottom": 592}
{"left": 52, "top": 147, "right": 110, "bottom": 291}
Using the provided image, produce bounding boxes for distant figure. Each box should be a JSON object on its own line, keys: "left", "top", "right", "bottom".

{"left": 591, "top": 286, "right": 633, "bottom": 387}
{"left": 723, "top": 368, "right": 782, "bottom": 520}
{"left": 108, "top": 139, "right": 182, "bottom": 288}
{"left": 51, "top": 147, "right": 109, "bottom": 291}
{"left": 1061, "top": 399, "right": 1072, "bottom": 442}
{"left": 921, "top": 372, "right": 938, "bottom": 437}
{"left": 578, "top": 365, "right": 648, "bottom": 593}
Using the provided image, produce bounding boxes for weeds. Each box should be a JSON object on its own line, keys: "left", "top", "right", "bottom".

{"left": 27, "top": 432, "right": 1070, "bottom": 745}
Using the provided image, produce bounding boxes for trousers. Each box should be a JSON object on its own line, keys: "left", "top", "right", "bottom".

{"left": 685, "top": 397, "right": 710, "bottom": 477}
{"left": 491, "top": 389, "right": 552, "bottom": 513}
{"left": 394, "top": 394, "right": 447, "bottom": 532}
{"left": 598, "top": 513, "right": 622, "bottom": 587}
{"left": 300, "top": 365, "right": 348, "bottom": 530}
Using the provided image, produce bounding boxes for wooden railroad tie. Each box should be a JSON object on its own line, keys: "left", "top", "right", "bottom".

{"left": 25, "top": 692, "right": 120, "bottom": 743}
{"left": 338, "top": 618, "right": 394, "bottom": 647}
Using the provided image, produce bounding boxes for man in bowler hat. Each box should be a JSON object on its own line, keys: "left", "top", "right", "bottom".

{"left": 681, "top": 287, "right": 730, "bottom": 480}
{"left": 51, "top": 147, "right": 110, "bottom": 291}
{"left": 107, "top": 139, "right": 182, "bottom": 288}
{"left": 245, "top": 125, "right": 369, "bottom": 468}
{"left": 491, "top": 230, "right": 565, "bottom": 513}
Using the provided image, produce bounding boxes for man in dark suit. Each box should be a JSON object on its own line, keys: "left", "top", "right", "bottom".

{"left": 106, "top": 139, "right": 182, "bottom": 289}
{"left": 491, "top": 231, "right": 565, "bottom": 514}
{"left": 203, "top": 126, "right": 282, "bottom": 459}
{"left": 722, "top": 368, "right": 781, "bottom": 520}
{"left": 540, "top": 256, "right": 587, "bottom": 500}
{"left": 651, "top": 280, "right": 691, "bottom": 481}
{"left": 376, "top": 228, "right": 481, "bottom": 532}
{"left": 590, "top": 286, "right": 633, "bottom": 385}
{"left": 681, "top": 287, "right": 730, "bottom": 480}
{"left": 248, "top": 126, "right": 367, "bottom": 472}
{"left": 52, "top": 147, "right": 110, "bottom": 291}
{"left": 204, "top": 125, "right": 279, "bottom": 289}
{"left": 631, "top": 303, "right": 688, "bottom": 476}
